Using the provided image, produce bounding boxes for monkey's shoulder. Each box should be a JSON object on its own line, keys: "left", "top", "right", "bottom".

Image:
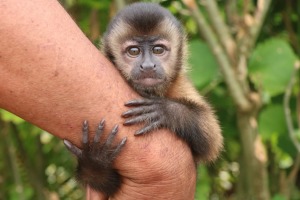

{"left": 166, "top": 73, "right": 204, "bottom": 105}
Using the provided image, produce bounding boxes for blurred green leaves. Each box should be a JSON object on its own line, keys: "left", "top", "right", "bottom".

{"left": 188, "top": 39, "right": 219, "bottom": 89}
{"left": 0, "top": 110, "right": 24, "bottom": 124}
{"left": 259, "top": 104, "right": 287, "bottom": 139}
{"left": 249, "top": 38, "right": 297, "bottom": 97}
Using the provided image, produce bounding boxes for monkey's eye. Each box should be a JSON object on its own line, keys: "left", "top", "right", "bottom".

{"left": 127, "top": 47, "right": 141, "bottom": 57}
{"left": 152, "top": 46, "right": 165, "bottom": 55}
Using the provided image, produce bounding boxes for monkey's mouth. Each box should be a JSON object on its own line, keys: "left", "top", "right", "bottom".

{"left": 134, "top": 78, "right": 164, "bottom": 87}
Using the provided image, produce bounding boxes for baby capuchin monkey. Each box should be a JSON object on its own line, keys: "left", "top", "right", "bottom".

{"left": 64, "top": 2, "right": 223, "bottom": 197}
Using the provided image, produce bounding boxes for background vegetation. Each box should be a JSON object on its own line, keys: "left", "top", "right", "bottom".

{"left": 0, "top": 0, "right": 299, "bottom": 199}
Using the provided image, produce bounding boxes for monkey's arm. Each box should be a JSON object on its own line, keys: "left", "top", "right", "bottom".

{"left": 122, "top": 74, "right": 223, "bottom": 162}
{"left": 64, "top": 120, "right": 127, "bottom": 197}
{"left": 168, "top": 74, "right": 223, "bottom": 162}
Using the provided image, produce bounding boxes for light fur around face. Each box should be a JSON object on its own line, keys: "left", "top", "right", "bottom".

{"left": 101, "top": 17, "right": 188, "bottom": 96}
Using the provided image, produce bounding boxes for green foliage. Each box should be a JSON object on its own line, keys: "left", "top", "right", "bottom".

{"left": 259, "top": 104, "right": 287, "bottom": 139}
{"left": 188, "top": 40, "right": 219, "bottom": 89}
{"left": 258, "top": 104, "right": 297, "bottom": 169}
{"left": 0, "top": 110, "right": 24, "bottom": 124}
{"left": 195, "top": 166, "right": 211, "bottom": 199}
{"left": 249, "top": 38, "right": 297, "bottom": 97}
{"left": 272, "top": 194, "right": 288, "bottom": 200}
{"left": 0, "top": 112, "right": 81, "bottom": 199}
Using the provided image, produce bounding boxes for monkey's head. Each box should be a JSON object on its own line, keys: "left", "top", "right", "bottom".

{"left": 102, "top": 3, "right": 187, "bottom": 97}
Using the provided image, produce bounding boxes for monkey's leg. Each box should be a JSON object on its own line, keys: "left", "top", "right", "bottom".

{"left": 64, "top": 120, "right": 127, "bottom": 196}
{"left": 122, "top": 98, "right": 213, "bottom": 160}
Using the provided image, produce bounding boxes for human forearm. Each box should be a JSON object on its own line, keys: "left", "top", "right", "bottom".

{"left": 0, "top": 0, "right": 129, "bottom": 140}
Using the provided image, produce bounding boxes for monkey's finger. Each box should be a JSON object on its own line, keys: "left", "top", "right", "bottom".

{"left": 63, "top": 140, "right": 83, "bottom": 158}
{"left": 135, "top": 121, "right": 161, "bottom": 136}
{"left": 82, "top": 120, "right": 89, "bottom": 145}
{"left": 111, "top": 137, "right": 127, "bottom": 159}
{"left": 122, "top": 107, "right": 154, "bottom": 118}
{"left": 124, "top": 112, "right": 158, "bottom": 126}
{"left": 104, "top": 125, "right": 119, "bottom": 147}
{"left": 124, "top": 99, "right": 154, "bottom": 106}
{"left": 94, "top": 119, "right": 105, "bottom": 143}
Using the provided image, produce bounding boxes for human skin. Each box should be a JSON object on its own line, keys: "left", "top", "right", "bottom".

{"left": 0, "top": 0, "right": 196, "bottom": 199}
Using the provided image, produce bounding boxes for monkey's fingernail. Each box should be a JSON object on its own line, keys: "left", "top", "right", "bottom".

{"left": 125, "top": 99, "right": 144, "bottom": 106}
{"left": 63, "top": 139, "right": 72, "bottom": 148}
{"left": 100, "top": 119, "right": 105, "bottom": 125}
{"left": 124, "top": 101, "right": 136, "bottom": 106}
{"left": 134, "top": 130, "right": 145, "bottom": 136}
{"left": 82, "top": 120, "right": 89, "bottom": 132}
{"left": 124, "top": 119, "right": 136, "bottom": 126}
{"left": 120, "top": 137, "right": 127, "bottom": 145}
{"left": 83, "top": 120, "right": 88, "bottom": 126}
{"left": 122, "top": 111, "right": 131, "bottom": 117}
{"left": 112, "top": 124, "right": 119, "bottom": 133}
{"left": 98, "top": 119, "right": 105, "bottom": 129}
{"left": 64, "top": 140, "right": 83, "bottom": 157}
{"left": 123, "top": 120, "right": 130, "bottom": 125}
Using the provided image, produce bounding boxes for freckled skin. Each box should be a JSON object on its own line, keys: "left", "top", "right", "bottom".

{"left": 64, "top": 2, "right": 223, "bottom": 197}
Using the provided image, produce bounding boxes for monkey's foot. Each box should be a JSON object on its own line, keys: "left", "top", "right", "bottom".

{"left": 122, "top": 98, "right": 168, "bottom": 135}
{"left": 63, "top": 120, "right": 127, "bottom": 196}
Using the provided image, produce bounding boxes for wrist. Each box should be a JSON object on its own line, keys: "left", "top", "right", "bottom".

{"left": 114, "top": 129, "right": 196, "bottom": 199}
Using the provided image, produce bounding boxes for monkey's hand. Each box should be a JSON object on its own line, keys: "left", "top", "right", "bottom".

{"left": 122, "top": 98, "right": 171, "bottom": 135}
{"left": 63, "top": 120, "right": 127, "bottom": 196}
{"left": 122, "top": 98, "right": 222, "bottom": 163}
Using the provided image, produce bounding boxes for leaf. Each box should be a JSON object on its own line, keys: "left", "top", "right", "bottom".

{"left": 249, "top": 38, "right": 297, "bottom": 96}
{"left": 188, "top": 40, "right": 219, "bottom": 88}
{"left": 0, "top": 109, "right": 24, "bottom": 124}
{"left": 277, "top": 133, "right": 297, "bottom": 158}
{"left": 272, "top": 194, "right": 287, "bottom": 200}
{"left": 258, "top": 104, "right": 287, "bottom": 139}
{"left": 185, "top": 18, "right": 198, "bottom": 35}
{"left": 195, "top": 166, "right": 211, "bottom": 200}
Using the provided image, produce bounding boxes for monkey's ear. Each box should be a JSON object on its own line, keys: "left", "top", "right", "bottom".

{"left": 64, "top": 139, "right": 82, "bottom": 158}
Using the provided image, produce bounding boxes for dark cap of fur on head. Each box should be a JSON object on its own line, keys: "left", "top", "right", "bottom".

{"left": 102, "top": 2, "right": 187, "bottom": 65}
{"left": 105, "top": 2, "right": 184, "bottom": 35}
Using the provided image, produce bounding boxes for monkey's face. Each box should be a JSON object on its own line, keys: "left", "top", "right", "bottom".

{"left": 102, "top": 4, "right": 187, "bottom": 96}
{"left": 121, "top": 37, "right": 170, "bottom": 88}
{"left": 113, "top": 34, "right": 183, "bottom": 97}
{"left": 104, "top": 30, "right": 185, "bottom": 96}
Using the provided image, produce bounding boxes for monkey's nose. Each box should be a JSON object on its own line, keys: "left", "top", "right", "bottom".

{"left": 140, "top": 64, "right": 156, "bottom": 71}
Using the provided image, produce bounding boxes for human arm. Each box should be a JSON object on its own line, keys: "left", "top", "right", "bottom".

{"left": 0, "top": 0, "right": 196, "bottom": 199}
